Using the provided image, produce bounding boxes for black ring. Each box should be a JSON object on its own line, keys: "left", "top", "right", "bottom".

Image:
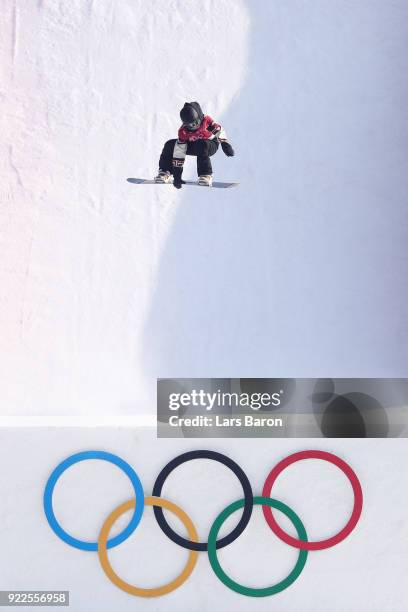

{"left": 152, "top": 450, "right": 253, "bottom": 551}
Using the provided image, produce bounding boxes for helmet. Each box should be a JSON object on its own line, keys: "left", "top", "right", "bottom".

{"left": 180, "top": 102, "right": 201, "bottom": 131}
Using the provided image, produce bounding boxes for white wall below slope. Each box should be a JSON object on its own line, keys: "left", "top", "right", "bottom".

{"left": 0, "top": 429, "right": 407, "bottom": 611}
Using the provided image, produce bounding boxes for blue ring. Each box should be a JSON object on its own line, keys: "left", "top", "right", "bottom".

{"left": 43, "top": 451, "right": 144, "bottom": 551}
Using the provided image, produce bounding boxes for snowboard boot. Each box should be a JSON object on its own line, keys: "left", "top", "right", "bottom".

{"left": 154, "top": 170, "right": 173, "bottom": 183}
{"left": 198, "top": 174, "right": 213, "bottom": 187}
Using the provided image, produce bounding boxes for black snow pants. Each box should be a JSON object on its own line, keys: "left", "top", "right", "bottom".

{"left": 159, "top": 138, "right": 219, "bottom": 177}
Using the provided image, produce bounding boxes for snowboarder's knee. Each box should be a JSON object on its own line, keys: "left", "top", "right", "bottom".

{"left": 164, "top": 138, "right": 177, "bottom": 151}
{"left": 196, "top": 139, "right": 210, "bottom": 155}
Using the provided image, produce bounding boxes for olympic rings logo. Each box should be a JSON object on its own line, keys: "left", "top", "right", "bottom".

{"left": 43, "top": 449, "right": 363, "bottom": 598}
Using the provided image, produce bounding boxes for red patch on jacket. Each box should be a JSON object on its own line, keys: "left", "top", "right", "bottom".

{"left": 178, "top": 115, "right": 220, "bottom": 142}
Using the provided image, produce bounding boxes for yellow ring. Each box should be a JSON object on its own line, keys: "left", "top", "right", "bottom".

{"left": 97, "top": 496, "right": 199, "bottom": 597}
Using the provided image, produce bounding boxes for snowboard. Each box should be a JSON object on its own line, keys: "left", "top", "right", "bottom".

{"left": 127, "top": 178, "right": 238, "bottom": 189}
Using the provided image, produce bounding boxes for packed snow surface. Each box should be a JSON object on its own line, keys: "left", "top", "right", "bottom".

{"left": 1, "top": 0, "right": 408, "bottom": 417}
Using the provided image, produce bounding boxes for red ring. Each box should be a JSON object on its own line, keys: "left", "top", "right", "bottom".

{"left": 262, "top": 450, "right": 363, "bottom": 551}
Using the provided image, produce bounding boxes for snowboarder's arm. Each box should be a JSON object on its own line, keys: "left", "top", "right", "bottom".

{"left": 171, "top": 138, "right": 187, "bottom": 188}
{"left": 172, "top": 137, "right": 187, "bottom": 170}
{"left": 207, "top": 118, "right": 234, "bottom": 156}
{"left": 207, "top": 119, "right": 227, "bottom": 141}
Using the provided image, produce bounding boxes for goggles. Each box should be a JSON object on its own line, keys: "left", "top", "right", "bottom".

{"left": 183, "top": 119, "right": 200, "bottom": 131}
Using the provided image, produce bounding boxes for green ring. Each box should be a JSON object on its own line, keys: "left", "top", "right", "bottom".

{"left": 208, "top": 496, "right": 308, "bottom": 597}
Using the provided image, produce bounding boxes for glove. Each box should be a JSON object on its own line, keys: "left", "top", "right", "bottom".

{"left": 221, "top": 141, "right": 235, "bottom": 157}
{"left": 173, "top": 177, "right": 186, "bottom": 190}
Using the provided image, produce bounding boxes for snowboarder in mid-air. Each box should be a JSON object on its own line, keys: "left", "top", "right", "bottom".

{"left": 154, "top": 101, "right": 235, "bottom": 188}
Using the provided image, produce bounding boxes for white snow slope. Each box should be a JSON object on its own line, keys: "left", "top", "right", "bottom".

{"left": 1, "top": 0, "right": 408, "bottom": 416}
